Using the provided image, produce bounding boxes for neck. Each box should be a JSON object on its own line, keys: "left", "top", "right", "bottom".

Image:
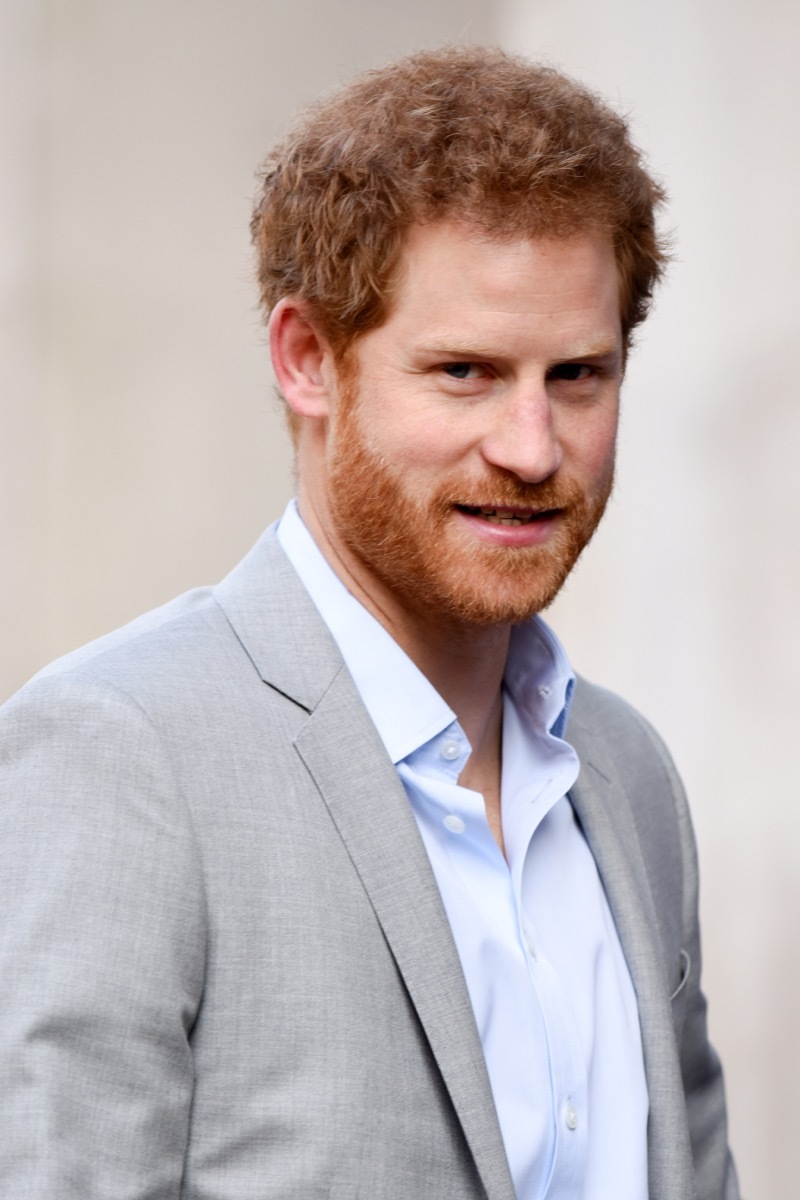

{"left": 391, "top": 614, "right": 510, "bottom": 750}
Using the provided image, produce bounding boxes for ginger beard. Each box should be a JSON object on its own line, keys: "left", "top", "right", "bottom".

{"left": 326, "top": 390, "right": 615, "bottom": 629}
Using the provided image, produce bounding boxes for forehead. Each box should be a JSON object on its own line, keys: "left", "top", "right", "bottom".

{"left": 374, "top": 220, "right": 622, "bottom": 350}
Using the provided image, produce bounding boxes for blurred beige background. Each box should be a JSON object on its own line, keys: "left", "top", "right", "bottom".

{"left": 3, "top": 1, "right": 799, "bottom": 1194}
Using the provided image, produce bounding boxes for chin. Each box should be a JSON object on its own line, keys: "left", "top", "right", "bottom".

{"left": 364, "top": 528, "right": 585, "bottom": 628}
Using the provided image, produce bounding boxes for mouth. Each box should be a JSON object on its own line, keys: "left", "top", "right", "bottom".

{"left": 456, "top": 505, "right": 559, "bottom": 526}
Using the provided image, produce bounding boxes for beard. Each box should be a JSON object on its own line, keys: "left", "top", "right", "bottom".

{"left": 326, "top": 402, "right": 614, "bottom": 629}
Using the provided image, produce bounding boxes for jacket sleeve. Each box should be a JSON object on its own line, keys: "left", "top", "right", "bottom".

{"left": 0, "top": 673, "right": 206, "bottom": 1198}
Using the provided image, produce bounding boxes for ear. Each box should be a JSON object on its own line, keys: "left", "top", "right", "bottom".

{"left": 269, "top": 298, "right": 335, "bottom": 419}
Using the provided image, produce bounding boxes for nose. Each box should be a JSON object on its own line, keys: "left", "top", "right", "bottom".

{"left": 479, "top": 388, "right": 563, "bottom": 483}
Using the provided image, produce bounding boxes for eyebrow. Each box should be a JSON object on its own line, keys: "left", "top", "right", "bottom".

{"left": 417, "top": 339, "right": 622, "bottom": 362}
{"left": 560, "top": 343, "right": 622, "bottom": 362}
{"left": 417, "top": 342, "right": 504, "bottom": 360}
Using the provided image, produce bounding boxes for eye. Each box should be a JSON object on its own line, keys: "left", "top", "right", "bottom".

{"left": 548, "top": 362, "right": 592, "bottom": 382}
{"left": 442, "top": 362, "right": 482, "bottom": 380}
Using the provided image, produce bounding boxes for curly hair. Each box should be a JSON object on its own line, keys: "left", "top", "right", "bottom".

{"left": 251, "top": 46, "right": 668, "bottom": 357}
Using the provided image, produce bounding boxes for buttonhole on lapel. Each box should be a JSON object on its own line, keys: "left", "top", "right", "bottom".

{"left": 669, "top": 948, "right": 691, "bottom": 1002}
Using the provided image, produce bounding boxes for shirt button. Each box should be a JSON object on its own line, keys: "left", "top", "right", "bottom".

{"left": 443, "top": 814, "right": 465, "bottom": 834}
{"left": 565, "top": 1103, "right": 578, "bottom": 1131}
{"left": 440, "top": 739, "right": 461, "bottom": 761}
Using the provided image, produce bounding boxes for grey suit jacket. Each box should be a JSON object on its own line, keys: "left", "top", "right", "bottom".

{"left": 0, "top": 527, "right": 738, "bottom": 1199}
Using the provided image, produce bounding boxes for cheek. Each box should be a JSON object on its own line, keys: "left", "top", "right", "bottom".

{"left": 564, "top": 406, "right": 619, "bottom": 479}
{"left": 591, "top": 422, "right": 619, "bottom": 474}
{"left": 355, "top": 398, "right": 475, "bottom": 473}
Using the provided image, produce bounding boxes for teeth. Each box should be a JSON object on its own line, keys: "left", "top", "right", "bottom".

{"left": 477, "top": 508, "right": 533, "bottom": 525}
{"left": 459, "top": 504, "right": 548, "bottom": 525}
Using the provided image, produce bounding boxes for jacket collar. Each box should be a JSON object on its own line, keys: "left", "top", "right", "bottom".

{"left": 214, "top": 524, "right": 344, "bottom": 712}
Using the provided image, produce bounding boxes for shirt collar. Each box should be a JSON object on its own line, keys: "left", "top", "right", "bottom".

{"left": 276, "top": 499, "right": 575, "bottom": 760}
{"left": 506, "top": 620, "right": 575, "bottom": 740}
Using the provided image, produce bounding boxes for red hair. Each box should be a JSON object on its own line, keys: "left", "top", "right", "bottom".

{"left": 252, "top": 46, "right": 668, "bottom": 355}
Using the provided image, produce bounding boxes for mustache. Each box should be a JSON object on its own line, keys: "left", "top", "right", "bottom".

{"left": 435, "top": 474, "right": 588, "bottom": 513}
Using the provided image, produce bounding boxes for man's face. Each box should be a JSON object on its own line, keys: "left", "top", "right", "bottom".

{"left": 305, "top": 220, "right": 623, "bottom": 629}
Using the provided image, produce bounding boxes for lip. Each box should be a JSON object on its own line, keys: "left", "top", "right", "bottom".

{"left": 452, "top": 504, "right": 562, "bottom": 547}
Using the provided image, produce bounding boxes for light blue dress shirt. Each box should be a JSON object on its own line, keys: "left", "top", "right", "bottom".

{"left": 278, "top": 500, "right": 648, "bottom": 1200}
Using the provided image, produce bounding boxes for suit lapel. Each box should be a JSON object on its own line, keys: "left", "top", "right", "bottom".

{"left": 215, "top": 528, "right": 516, "bottom": 1200}
{"left": 567, "top": 705, "right": 694, "bottom": 1200}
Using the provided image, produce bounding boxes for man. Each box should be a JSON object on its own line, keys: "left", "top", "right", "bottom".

{"left": 0, "top": 47, "right": 738, "bottom": 1200}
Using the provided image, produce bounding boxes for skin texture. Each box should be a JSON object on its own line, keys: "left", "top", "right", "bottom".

{"left": 270, "top": 221, "right": 624, "bottom": 847}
